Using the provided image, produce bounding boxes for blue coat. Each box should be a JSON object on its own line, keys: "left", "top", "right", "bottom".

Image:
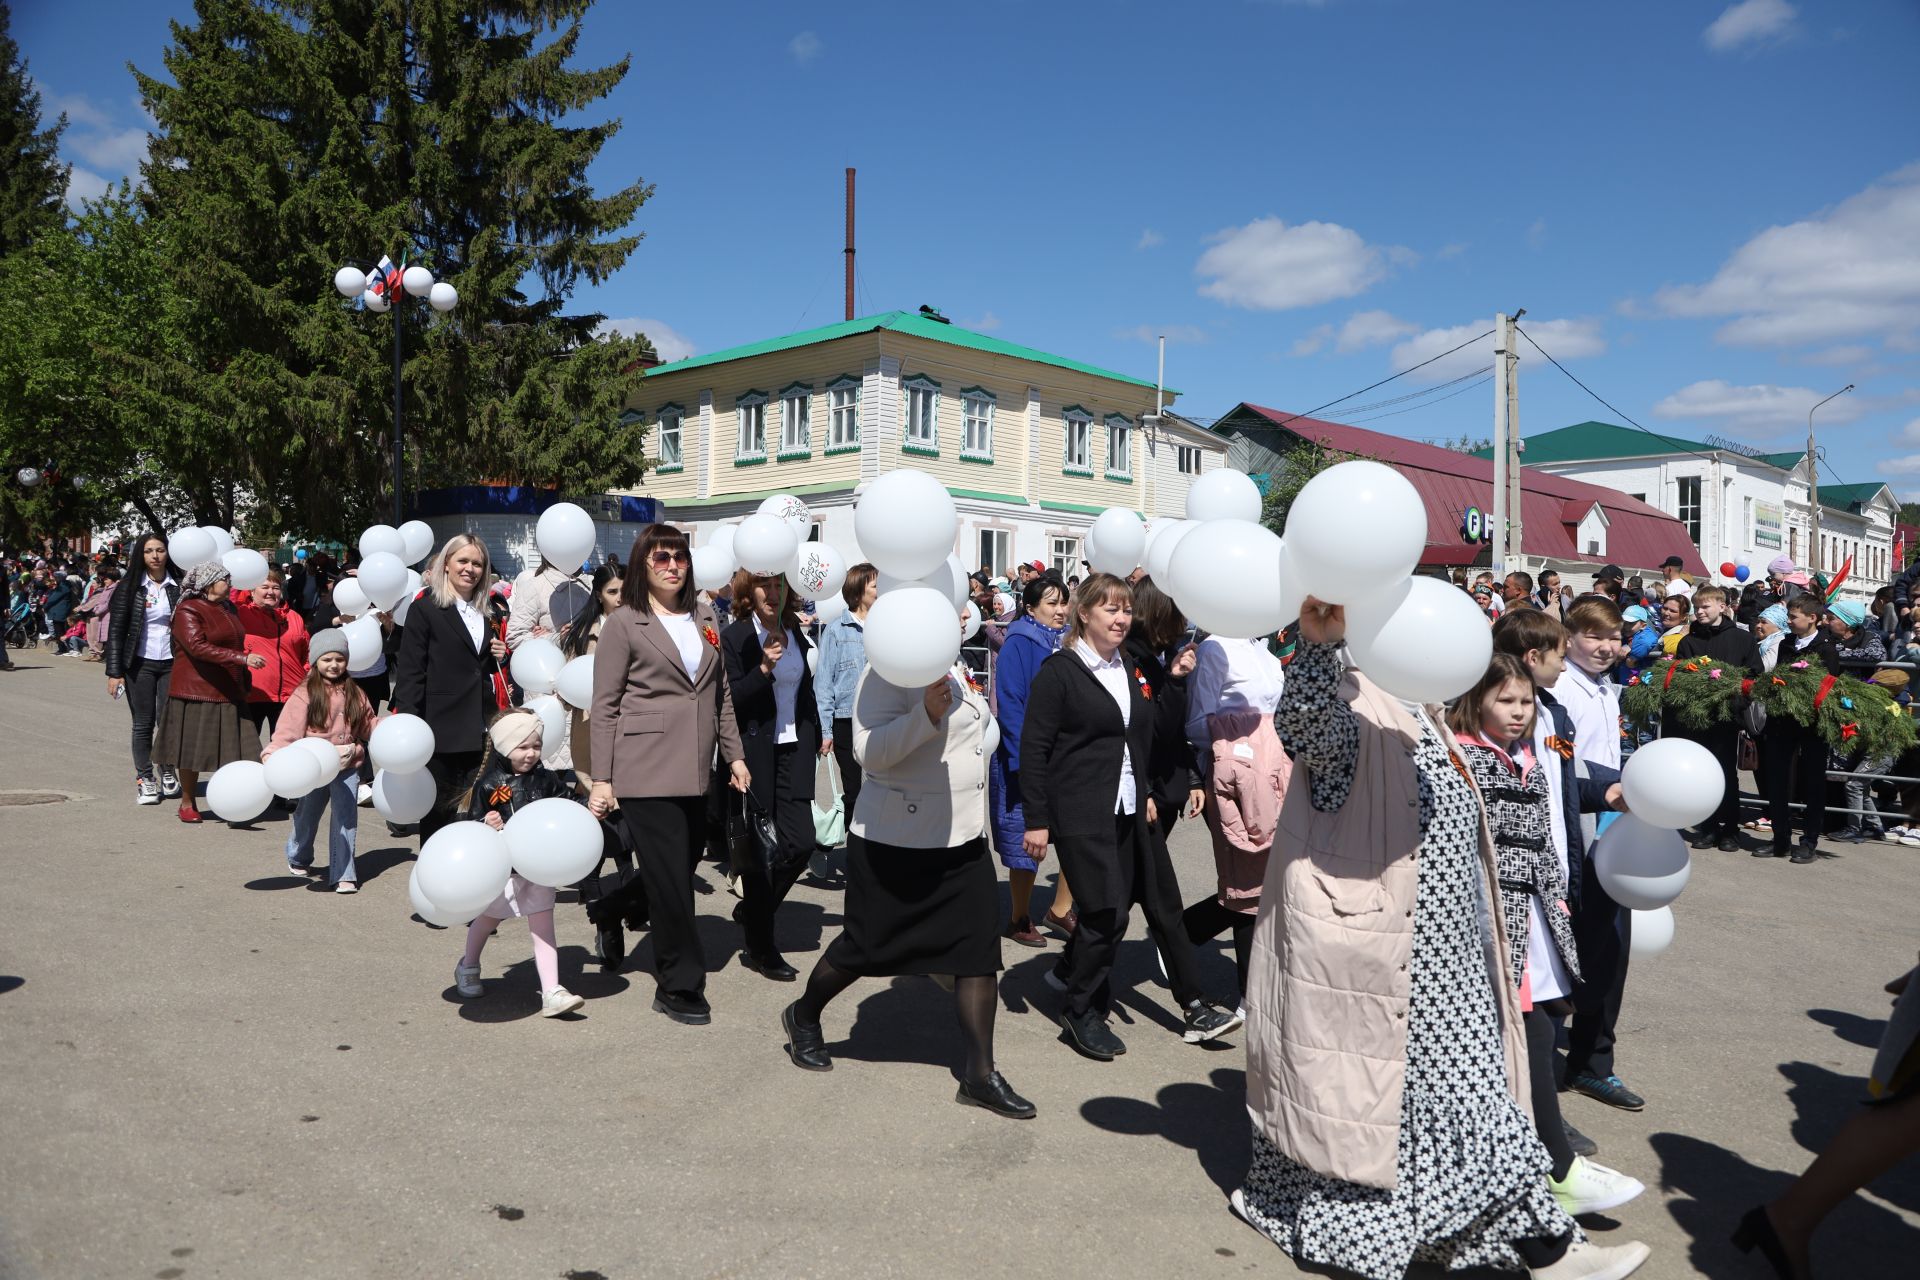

{"left": 988, "top": 613, "right": 1066, "bottom": 866}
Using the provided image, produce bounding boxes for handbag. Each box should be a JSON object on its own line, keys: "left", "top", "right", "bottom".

{"left": 726, "top": 788, "right": 785, "bottom": 881}
{"left": 812, "top": 755, "right": 846, "bottom": 850}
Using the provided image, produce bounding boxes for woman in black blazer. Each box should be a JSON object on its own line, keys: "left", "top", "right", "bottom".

{"left": 720, "top": 570, "right": 823, "bottom": 981}
{"left": 392, "top": 534, "right": 508, "bottom": 843}
{"left": 1021, "top": 573, "right": 1236, "bottom": 1061}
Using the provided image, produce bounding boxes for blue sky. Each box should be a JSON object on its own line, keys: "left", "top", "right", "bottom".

{"left": 17, "top": 0, "right": 1920, "bottom": 500}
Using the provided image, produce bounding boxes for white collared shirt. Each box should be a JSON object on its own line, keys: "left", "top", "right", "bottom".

{"left": 454, "top": 595, "right": 485, "bottom": 650}
{"left": 1185, "top": 634, "right": 1285, "bottom": 764}
{"left": 656, "top": 610, "right": 704, "bottom": 680}
{"left": 1557, "top": 664, "right": 1621, "bottom": 772}
{"left": 138, "top": 575, "right": 176, "bottom": 661}
{"left": 754, "top": 614, "right": 802, "bottom": 744}
{"left": 1074, "top": 639, "right": 1136, "bottom": 815}
{"left": 1528, "top": 703, "right": 1574, "bottom": 1002}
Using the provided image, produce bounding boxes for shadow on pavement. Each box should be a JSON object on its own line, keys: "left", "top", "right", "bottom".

{"left": 826, "top": 976, "right": 967, "bottom": 1074}
{"left": 1079, "top": 1065, "right": 1247, "bottom": 1194}
{"left": 1807, "top": 1007, "right": 1887, "bottom": 1049}
{"left": 243, "top": 873, "right": 316, "bottom": 891}
{"left": 0, "top": 975, "right": 22, "bottom": 995}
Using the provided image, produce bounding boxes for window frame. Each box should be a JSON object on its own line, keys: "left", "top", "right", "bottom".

{"left": 1675, "top": 475, "right": 1701, "bottom": 545}
{"left": 1062, "top": 406, "right": 1093, "bottom": 476}
{"left": 960, "top": 386, "right": 995, "bottom": 463}
{"left": 734, "top": 390, "right": 768, "bottom": 465}
{"left": 1104, "top": 413, "right": 1133, "bottom": 481}
{"left": 1176, "top": 445, "right": 1201, "bottom": 475}
{"left": 1049, "top": 535, "right": 1081, "bottom": 578}
{"left": 778, "top": 382, "right": 812, "bottom": 460}
{"left": 654, "top": 402, "right": 685, "bottom": 472}
{"left": 826, "top": 374, "right": 862, "bottom": 454}
{"left": 978, "top": 528, "right": 1010, "bottom": 579}
{"left": 902, "top": 374, "right": 940, "bottom": 456}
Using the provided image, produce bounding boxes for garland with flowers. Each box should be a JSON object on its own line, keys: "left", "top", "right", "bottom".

{"left": 1622, "top": 656, "right": 1917, "bottom": 762}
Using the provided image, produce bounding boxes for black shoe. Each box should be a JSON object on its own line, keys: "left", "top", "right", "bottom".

{"left": 1569, "top": 1071, "right": 1645, "bottom": 1111}
{"left": 1563, "top": 1120, "right": 1599, "bottom": 1158}
{"left": 1790, "top": 845, "right": 1818, "bottom": 864}
{"left": 957, "top": 1071, "right": 1036, "bottom": 1119}
{"left": 742, "top": 950, "right": 799, "bottom": 982}
{"left": 593, "top": 924, "right": 625, "bottom": 970}
{"left": 1715, "top": 831, "right": 1742, "bottom": 853}
{"left": 1731, "top": 1205, "right": 1795, "bottom": 1280}
{"left": 781, "top": 1002, "right": 832, "bottom": 1071}
{"left": 651, "top": 990, "right": 712, "bottom": 1025}
{"left": 1180, "top": 999, "right": 1244, "bottom": 1044}
{"left": 1061, "top": 1008, "right": 1125, "bottom": 1060}
{"left": 1755, "top": 844, "right": 1789, "bottom": 858}
{"left": 1688, "top": 827, "right": 1719, "bottom": 850}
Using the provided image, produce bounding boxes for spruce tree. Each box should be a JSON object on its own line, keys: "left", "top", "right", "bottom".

{"left": 133, "top": 0, "right": 656, "bottom": 538}
{"left": 0, "top": 2, "right": 72, "bottom": 256}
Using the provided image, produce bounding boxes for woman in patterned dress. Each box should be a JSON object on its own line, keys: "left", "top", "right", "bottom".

{"left": 1230, "top": 598, "right": 1649, "bottom": 1280}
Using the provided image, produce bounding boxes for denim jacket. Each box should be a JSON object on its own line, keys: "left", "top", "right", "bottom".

{"left": 814, "top": 612, "right": 867, "bottom": 724}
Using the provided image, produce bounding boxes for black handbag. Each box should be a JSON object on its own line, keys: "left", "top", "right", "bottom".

{"left": 727, "top": 789, "right": 796, "bottom": 879}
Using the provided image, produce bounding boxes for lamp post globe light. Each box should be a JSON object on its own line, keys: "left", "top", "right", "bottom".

{"left": 333, "top": 257, "right": 459, "bottom": 523}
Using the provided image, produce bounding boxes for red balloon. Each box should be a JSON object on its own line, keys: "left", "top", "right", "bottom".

{"left": 1719, "top": 561, "right": 1737, "bottom": 577}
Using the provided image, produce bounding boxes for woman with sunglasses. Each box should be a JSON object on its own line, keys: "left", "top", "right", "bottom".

{"left": 719, "top": 568, "right": 824, "bottom": 981}
{"left": 588, "top": 525, "right": 749, "bottom": 1026}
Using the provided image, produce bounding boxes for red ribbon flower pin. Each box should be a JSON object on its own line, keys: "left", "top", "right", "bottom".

{"left": 702, "top": 625, "right": 720, "bottom": 648}
{"left": 1133, "top": 667, "right": 1153, "bottom": 700}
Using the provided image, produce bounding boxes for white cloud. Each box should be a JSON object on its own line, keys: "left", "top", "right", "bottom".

{"left": 1435, "top": 242, "right": 1468, "bottom": 261}
{"left": 64, "top": 167, "right": 109, "bottom": 210}
{"left": 1195, "top": 216, "right": 1409, "bottom": 310}
{"left": 1335, "top": 309, "right": 1418, "bottom": 353}
{"left": 72, "top": 126, "right": 149, "bottom": 173}
{"left": 43, "top": 88, "right": 114, "bottom": 129}
{"left": 1654, "top": 163, "right": 1920, "bottom": 347}
{"left": 1651, "top": 378, "right": 1866, "bottom": 434}
{"left": 1389, "top": 316, "right": 1605, "bottom": 380}
{"left": 1526, "top": 218, "right": 1547, "bottom": 251}
{"left": 1878, "top": 454, "right": 1920, "bottom": 477}
{"left": 789, "top": 32, "right": 822, "bottom": 64}
{"left": 1704, "top": 0, "right": 1797, "bottom": 52}
{"left": 1800, "top": 344, "right": 1873, "bottom": 366}
{"left": 1116, "top": 324, "right": 1208, "bottom": 345}
{"left": 966, "top": 312, "right": 1002, "bottom": 332}
{"left": 1895, "top": 418, "right": 1920, "bottom": 446}
{"left": 1290, "top": 325, "right": 1331, "bottom": 357}
{"left": 1136, "top": 229, "right": 1164, "bottom": 251}
{"left": 594, "top": 317, "right": 695, "bottom": 362}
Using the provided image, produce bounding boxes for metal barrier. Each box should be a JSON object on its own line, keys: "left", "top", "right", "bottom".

{"left": 1732, "top": 654, "right": 1919, "bottom": 832}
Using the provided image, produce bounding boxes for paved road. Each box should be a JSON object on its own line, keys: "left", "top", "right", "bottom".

{"left": 1, "top": 653, "right": 1916, "bottom": 1279}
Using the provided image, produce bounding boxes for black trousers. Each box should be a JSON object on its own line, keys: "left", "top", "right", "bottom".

{"left": 1056, "top": 811, "right": 1204, "bottom": 1018}
{"left": 126, "top": 657, "right": 173, "bottom": 779}
{"left": 420, "top": 749, "right": 485, "bottom": 845}
{"left": 1566, "top": 853, "right": 1631, "bottom": 1081}
{"left": 1765, "top": 723, "right": 1828, "bottom": 849}
{"left": 1679, "top": 722, "right": 1742, "bottom": 834}
{"left": 619, "top": 794, "right": 709, "bottom": 998}
{"left": 736, "top": 744, "right": 814, "bottom": 957}
{"left": 830, "top": 717, "right": 863, "bottom": 821}
{"left": 1525, "top": 1007, "right": 1576, "bottom": 1180}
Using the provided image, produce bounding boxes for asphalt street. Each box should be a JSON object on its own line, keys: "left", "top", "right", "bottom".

{"left": 1, "top": 653, "right": 1916, "bottom": 1279}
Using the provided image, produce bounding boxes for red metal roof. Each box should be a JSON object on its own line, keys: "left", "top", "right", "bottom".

{"left": 1230, "top": 405, "right": 1710, "bottom": 576}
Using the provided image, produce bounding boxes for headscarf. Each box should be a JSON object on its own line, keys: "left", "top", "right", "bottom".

{"left": 488, "top": 708, "right": 543, "bottom": 756}
{"left": 1759, "top": 604, "right": 1790, "bottom": 632}
{"left": 181, "top": 562, "right": 232, "bottom": 599}
{"left": 1827, "top": 601, "right": 1867, "bottom": 629}
{"left": 1767, "top": 554, "right": 1795, "bottom": 577}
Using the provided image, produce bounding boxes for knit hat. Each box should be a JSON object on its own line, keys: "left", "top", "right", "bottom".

{"left": 1826, "top": 600, "right": 1868, "bottom": 629}
{"left": 308, "top": 627, "right": 349, "bottom": 659}
{"left": 488, "top": 708, "right": 543, "bottom": 756}
{"left": 1869, "top": 668, "right": 1910, "bottom": 694}
{"left": 1767, "top": 554, "right": 1795, "bottom": 577}
{"left": 1760, "top": 604, "right": 1790, "bottom": 631}
{"left": 1784, "top": 571, "right": 1812, "bottom": 587}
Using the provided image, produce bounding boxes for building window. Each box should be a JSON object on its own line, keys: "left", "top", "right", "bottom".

{"left": 735, "top": 391, "right": 768, "bottom": 463}
{"left": 978, "top": 529, "right": 1010, "bottom": 579}
{"left": 1675, "top": 475, "right": 1701, "bottom": 545}
{"left": 1628, "top": 493, "right": 1646, "bottom": 504}
{"left": 1104, "top": 414, "right": 1132, "bottom": 480}
{"left": 1063, "top": 407, "right": 1092, "bottom": 475}
{"left": 903, "top": 375, "right": 939, "bottom": 455}
{"left": 778, "top": 383, "right": 811, "bottom": 458}
{"left": 1050, "top": 536, "right": 1081, "bottom": 577}
{"left": 961, "top": 388, "right": 994, "bottom": 462}
{"left": 655, "top": 404, "right": 684, "bottom": 471}
{"left": 827, "top": 376, "right": 861, "bottom": 453}
{"left": 1177, "top": 445, "right": 1201, "bottom": 475}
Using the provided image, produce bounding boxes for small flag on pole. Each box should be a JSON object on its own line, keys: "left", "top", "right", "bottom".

{"left": 367, "top": 255, "right": 402, "bottom": 304}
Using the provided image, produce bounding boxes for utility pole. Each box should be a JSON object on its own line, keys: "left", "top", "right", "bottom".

{"left": 1491, "top": 313, "right": 1509, "bottom": 576}
{"left": 844, "top": 168, "right": 856, "bottom": 321}
{"left": 1505, "top": 308, "right": 1525, "bottom": 574}
{"left": 1806, "top": 383, "right": 1853, "bottom": 575}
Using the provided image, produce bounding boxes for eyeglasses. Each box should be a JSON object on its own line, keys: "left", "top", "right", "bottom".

{"left": 648, "top": 550, "right": 690, "bottom": 567}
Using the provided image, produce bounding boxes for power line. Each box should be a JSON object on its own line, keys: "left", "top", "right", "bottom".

{"left": 1215, "top": 327, "right": 1498, "bottom": 437}
{"left": 1350, "top": 373, "right": 1495, "bottom": 425}
{"left": 1340, "top": 365, "right": 1494, "bottom": 418}
{"left": 1513, "top": 324, "right": 1723, "bottom": 467}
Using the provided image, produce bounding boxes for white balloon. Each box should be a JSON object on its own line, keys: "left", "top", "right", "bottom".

{"left": 222, "top": 548, "right": 270, "bottom": 591}
{"left": 1620, "top": 737, "right": 1726, "bottom": 831}
{"left": 535, "top": 503, "right": 597, "bottom": 571}
{"left": 168, "top": 527, "right": 217, "bottom": 570}
{"left": 505, "top": 796, "right": 604, "bottom": 887}
{"left": 372, "top": 767, "right": 438, "bottom": 824}
{"left": 333, "top": 266, "right": 367, "bottom": 298}
{"left": 691, "top": 544, "right": 736, "bottom": 592}
{"left": 1735, "top": 551, "right": 1752, "bottom": 569}
{"left": 556, "top": 653, "right": 596, "bottom": 710}
{"left": 812, "top": 593, "right": 847, "bottom": 626}
{"left": 1593, "top": 816, "right": 1692, "bottom": 911}
{"left": 391, "top": 570, "right": 424, "bottom": 625}
{"left": 202, "top": 527, "right": 235, "bottom": 560}
{"left": 733, "top": 512, "right": 799, "bottom": 575}
{"left": 206, "top": 760, "right": 273, "bottom": 824}
{"left": 510, "top": 636, "right": 566, "bottom": 696}
{"left": 1283, "top": 461, "right": 1427, "bottom": 604}
{"left": 1185, "top": 469, "right": 1263, "bottom": 524}
{"left": 358, "top": 551, "right": 409, "bottom": 610}
{"left": 368, "top": 712, "right": 435, "bottom": 773}
{"left": 331, "top": 577, "right": 370, "bottom": 619}
{"left": 855, "top": 469, "right": 957, "bottom": 580}
{"left": 1343, "top": 576, "right": 1492, "bottom": 705}
{"left": 15, "top": 467, "right": 40, "bottom": 487}
{"left": 414, "top": 820, "right": 513, "bottom": 919}
{"left": 1630, "top": 906, "right": 1675, "bottom": 956}
{"left": 398, "top": 519, "right": 436, "bottom": 565}
{"left": 707, "top": 524, "right": 738, "bottom": 560}
{"left": 1087, "top": 508, "right": 1147, "bottom": 576}
{"left": 525, "top": 693, "right": 568, "bottom": 757}
{"left": 864, "top": 586, "right": 962, "bottom": 688}
{"left": 358, "top": 524, "right": 405, "bottom": 560}
{"left": 408, "top": 866, "right": 467, "bottom": 927}
{"left": 787, "top": 541, "right": 848, "bottom": 603}
{"left": 292, "top": 735, "right": 342, "bottom": 789}
{"left": 982, "top": 715, "right": 1000, "bottom": 758}
{"left": 362, "top": 287, "right": 390, "bottom": 313}
{"left": 343, "top": 615, "right": 384, "bottom": 670}
{"left": 757, "top": 493, "right": 814, "bottom": 539}
{"left": 1143, "top": 519, "right": 1197, "bottom": 585}
{"left": 807, "top": 647, "right": 818, "bottom": 675}
{"left": 401, "top": 265, "right": 434, "bottom": 298}
{"left": 263, "top": 743, "right": 325, "bottom": 800}
{"left": 1166, "top": 518, "right": 1287, "bottom": 639}
{"left": 879, "top": 552, "right": 968, "bottom": 609}
{"left": 962, "top": 600, "right": 983, "bottom": 641}
{"left": 428, "top": 281, "right": 457, "bottom": 312}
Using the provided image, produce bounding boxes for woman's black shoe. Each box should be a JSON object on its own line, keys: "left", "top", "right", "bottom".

{"left": 651, "top": 991, "right": 712, "bottom": 1025}
{"left": 957, "top": 1071, "right": 1036, "bottom": 1119}
{"left": 742, "top": 951, "right": 799, "bottom": 982}
{"left": 1062, "top": 1008, "right": 1126, "bottom": 1060}
{"left": 781, "top": 1002, "right": 832, "bottom": 1071}
{"left": 593, "top": 924, "right": 625, "bottom": 969}
{"left": 1755, "top": 844, "right": 1789, "bottom": 858}
{"left": 1731, "top": 1205, "right": 1795, "bottom": 1279}
{"left": 1790, "top": 844, "right": 1818, "bottom": 864}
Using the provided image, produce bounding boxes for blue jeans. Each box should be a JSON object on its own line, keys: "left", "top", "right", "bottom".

{"left": 287, "top": 774, "right": 359, "bottom": 884}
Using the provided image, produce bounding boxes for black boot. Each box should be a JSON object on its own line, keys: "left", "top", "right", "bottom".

{"left": 781, "top": 1002, "right": 832, "bottom": 1071}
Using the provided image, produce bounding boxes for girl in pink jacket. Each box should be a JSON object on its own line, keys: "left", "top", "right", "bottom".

{"left": 263, "top": 629, "right": 372, "bottom": 891}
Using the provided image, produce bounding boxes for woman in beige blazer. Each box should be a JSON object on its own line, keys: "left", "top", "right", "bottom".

{"left": 1229, "top": 598, "right": 1648, "bottom": 1280}
{"left": 776, "top": 617, "right": 1035, "bottom": 1120}
{"left": 588, "top": 524, "right": 748, "bottom": 1027}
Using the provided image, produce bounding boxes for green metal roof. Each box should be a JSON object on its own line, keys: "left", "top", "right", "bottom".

{"left": 1757, "top": 450, "right": 1806, "bottom": 470}
{"left": 642, "top": 310, "right": 1170, "bottom": 392}
{"left": 1473, "top": 421, "right": 1808, "bottom": 471}
{"left": 1817, "top": 481, "right": 1893, "bottom": 513}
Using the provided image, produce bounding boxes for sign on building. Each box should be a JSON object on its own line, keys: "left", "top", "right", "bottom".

{"left": 1754, "top": 500, "right": 1783, "bottom": 550}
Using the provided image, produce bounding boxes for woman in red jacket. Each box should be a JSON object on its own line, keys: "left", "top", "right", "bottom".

{"left": 233, "top": 566, "right": 310, "bottom": 741}
{"left": 152, "top": 562, "right": 266, "bottom": 822}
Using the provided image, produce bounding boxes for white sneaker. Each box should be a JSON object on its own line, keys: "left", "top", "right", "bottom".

{"left": 1550, "top": 1156, "right": 1645, "bottom": 1216}
{"left": 135, "top": 776, "right": 161, "bottom": 806}
{"left": 1904, "top": 832, "right": 1920, "bottom": 848}
{"left": 356, "top": 783, "right": 373, "bottom": 807}
{"left": 1227, "top": 1187, "right": 1255, "bottom": 1227}
{"left": 158, "top": 767, "right": 181, "bottom": 798}
{"left": 454, "top": 961, "right": 483, "bottom": 998}
{"left": 334, "top": 881, "right": 358, "bottom": 894}
{"left": 1528, "top": 1239, "right": 1651, "bottom": 1280}
{"left": 540, "top": 986, "right": 584, "bottom": 1017}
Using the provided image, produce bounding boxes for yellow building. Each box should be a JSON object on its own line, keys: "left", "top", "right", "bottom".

{"left": 617, "top": 309, "right": 1228, "bottom": 579}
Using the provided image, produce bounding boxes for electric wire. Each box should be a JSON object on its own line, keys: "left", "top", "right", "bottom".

{"left": 1210, "top": 327, "right": 1499, "bottom": 436}
{"left": 1513, "top": 324, "right": 1723, "bottom": 467}
{"left": 1338, "top": 365, "right": 1494, "bottom": 418}
{"left": 1350, "top": 373, "right": 1496, "bottom": 425}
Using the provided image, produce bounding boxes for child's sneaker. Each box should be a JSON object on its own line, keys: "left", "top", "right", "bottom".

{"left": 454, "top": 961, "right": 484, "bottom": 998}
{"left": 1886, "top": 826, "right": 1910, "bottom": 843}
{"left": 1903, "top": 831, "right": 1920, "bottom": 848}
{"left": 135, "top": 775, "right": 160, "bottom": 806}
{"left": 540, "top": 987, "right": 584, "bottom": 1017}
{"left": 334, "top": 881, "right": 358, "bottom": 894}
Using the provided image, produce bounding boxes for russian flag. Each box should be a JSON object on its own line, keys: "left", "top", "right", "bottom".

{"left": 368, "top": 255, "right": 402, "bottom": 303}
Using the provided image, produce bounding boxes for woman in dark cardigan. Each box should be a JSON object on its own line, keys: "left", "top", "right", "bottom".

{"left": 392, "top": 534, "right": 508, "bottom": 843}
{"left": 1020, "top": 573, "right": 1237, "bottom": 1061}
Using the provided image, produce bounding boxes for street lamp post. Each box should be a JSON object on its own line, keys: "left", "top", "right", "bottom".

{"left": 1805, "top": 383, "right": 1854, "bottom": 576}
{"left": 332, "top": 259, "right": 459, "bottom": 524}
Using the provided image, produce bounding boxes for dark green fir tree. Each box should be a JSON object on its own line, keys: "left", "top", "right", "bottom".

{"left": 0, "top": 2, "right": 72, "bottom": 257}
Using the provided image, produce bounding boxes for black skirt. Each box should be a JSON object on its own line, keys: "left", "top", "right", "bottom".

{"left": 823, "top": 834, "right": 1002, "bottom": 978}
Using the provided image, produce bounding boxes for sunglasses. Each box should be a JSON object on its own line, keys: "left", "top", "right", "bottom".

{"left": 648, "top": 550, "right": 690, "bottom": 567}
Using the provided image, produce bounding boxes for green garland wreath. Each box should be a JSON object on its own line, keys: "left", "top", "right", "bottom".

{"left": 1622, "top": 656, "right": 1917, "bottom": 761}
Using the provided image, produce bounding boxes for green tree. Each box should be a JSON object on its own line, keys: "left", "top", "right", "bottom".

{"left": 1259, "top": 438, "right": 1379, "bottom": 535}
{"left": 130, "top": 0, "right": 656, "bottom": 540}
{"left": 0, "top": 2, "right": 70, "bottom": 257}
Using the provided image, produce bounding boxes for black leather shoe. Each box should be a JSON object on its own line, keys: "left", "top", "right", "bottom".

{"left": 957, "top": 1071, "right": 1036, "bottom": 1119}
{"left": 781, "top": 1002, "right": 832, "bottom": 1071}
{"left": 651, "top": 990, "right": 712, "bottom": 1025}
{"left": 1688, "top": 827, "right": 1719, "bottom": 850}
{"left": 1790, "top": 846, "right": 1818, "bottom": 865}
{"left": 1563, "top": 1120, "right": 1599, "bottom": 1158}
{"left": 1062, "top": 1008, "right": 1125, "bottom": 1060}
{"left": 593, "top": 924, "right": 625, "bottom": 970}
{"left": 1755, "top": 844, "right": 1789, "bottom": 858}
{"left": 1715, "top": 831, "right": 1742, "bottom": 853}
{"left": 742, "top": 951, "right": 799, "bottom": 982}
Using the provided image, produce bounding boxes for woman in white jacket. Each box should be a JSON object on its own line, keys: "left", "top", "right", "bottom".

{"left": 776, "top": 616, "right": 1035, "bottom": 1120}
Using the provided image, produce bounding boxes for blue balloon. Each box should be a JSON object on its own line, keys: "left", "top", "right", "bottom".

{"left": 295, "top": 548, "right": 309, "bottom": 560}
{"left": 1734, "top": 564, "right": 1750, "bottom": 582}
